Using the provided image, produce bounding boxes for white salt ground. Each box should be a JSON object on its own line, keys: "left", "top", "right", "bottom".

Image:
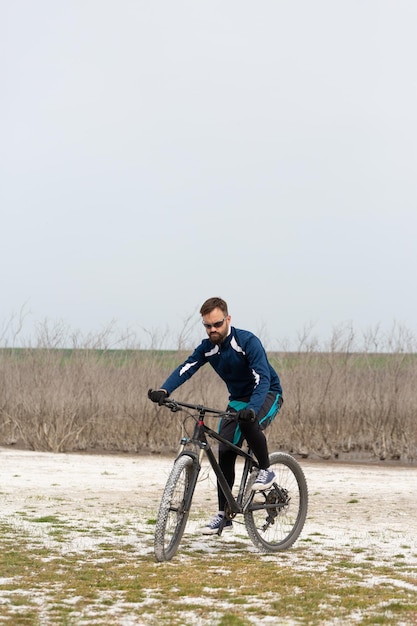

{"left": 1, "top": 447, "right": 417, "bottom": 558}
{"left": 1, "top": 446, "right": 417, "bottom": 624}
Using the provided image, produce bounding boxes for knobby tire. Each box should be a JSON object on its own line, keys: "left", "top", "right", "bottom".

{"left": 154, "top": 454, "right": 197, "bottom": 562}
{"left": 244, "top": 452, "right": 308, "bottom": 552}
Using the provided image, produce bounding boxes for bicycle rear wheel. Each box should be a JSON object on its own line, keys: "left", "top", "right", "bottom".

{"left": 244, "top": 452, "right": 308, "bottom": 552}
{"left": 154, "top": 454, "right": 197, "bottom": 562}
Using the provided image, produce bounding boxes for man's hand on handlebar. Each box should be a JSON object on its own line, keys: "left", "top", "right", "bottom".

{"left": 236, "top": 408, "right": 256, "bottom": 423}
{"left": 148, "top": 389, "right": 169, "bottom": 405}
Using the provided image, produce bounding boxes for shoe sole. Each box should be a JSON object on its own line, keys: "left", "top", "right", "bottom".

{"left": 201, "top": 525, "right": 233, "bottom": 535}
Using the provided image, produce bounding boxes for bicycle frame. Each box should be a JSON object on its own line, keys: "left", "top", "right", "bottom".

{"left": 174, "top": 403, "right": 259, "bottom": 516}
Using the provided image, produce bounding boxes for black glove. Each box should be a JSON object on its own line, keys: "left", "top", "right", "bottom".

{"left": 148, "top": 389, "right": 169, "bottom": 405}
{"left": 236, "top": 408, "right": 256, "bottom": 423}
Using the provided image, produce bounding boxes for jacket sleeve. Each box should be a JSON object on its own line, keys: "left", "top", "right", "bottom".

{"left": 161, "top": 344, "right": 207, "bottom": 395}
{"left": 244, "top": 335, "right": 271, "bottom": 415}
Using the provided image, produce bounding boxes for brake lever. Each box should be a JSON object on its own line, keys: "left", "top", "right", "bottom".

{"left": 222, "top": 411, "right": 238, "bottom": 421}
{"left": 164, "top": 400, "right": 181, "bottom": 412}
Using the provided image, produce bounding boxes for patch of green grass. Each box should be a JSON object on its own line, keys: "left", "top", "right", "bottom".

{"left": 217, "top": 615, "right": 250, "bottom": 625}
{"left": 1, "top": 517, "right": 417, "bottom": 625}
{"left": 31, "top": 515, "right": 62, "bottom": 524}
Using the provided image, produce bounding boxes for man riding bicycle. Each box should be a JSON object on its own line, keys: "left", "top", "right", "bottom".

{"left": 148, "top": 296, "right": 283, "bottom": 535}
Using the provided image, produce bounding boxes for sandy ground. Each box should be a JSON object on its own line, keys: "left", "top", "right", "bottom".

{"left": 1, "top": 446, "right": 417, "bottom": 561}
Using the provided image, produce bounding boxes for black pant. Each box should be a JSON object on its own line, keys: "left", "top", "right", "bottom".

{"left": 217, "top": 392, "right": 283, "bottom": 511}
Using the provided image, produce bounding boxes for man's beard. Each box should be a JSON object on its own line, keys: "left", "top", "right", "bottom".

{"left": 209, "top": 330, "right": 226, "bottom": 345}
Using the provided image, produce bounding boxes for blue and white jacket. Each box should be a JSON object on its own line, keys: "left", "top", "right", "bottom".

{"left": 161, "top": 327, "right": 282, "bottom": 415}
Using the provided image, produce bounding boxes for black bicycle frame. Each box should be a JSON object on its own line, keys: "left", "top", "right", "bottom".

{"left": 179, "top": 408, "right": 259, "bottom": 515}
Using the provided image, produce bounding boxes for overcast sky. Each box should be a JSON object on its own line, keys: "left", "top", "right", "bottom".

{"left": 2, "top": 1, "right": 416, "bottom": 349}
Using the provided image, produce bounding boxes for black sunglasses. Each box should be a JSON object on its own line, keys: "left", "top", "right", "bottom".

{"left": 202, "top": 316, "right": 227, "bottom": 330}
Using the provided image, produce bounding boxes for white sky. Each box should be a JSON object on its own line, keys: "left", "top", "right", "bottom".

{"left": 2, "top": 1, "right": 416, "bottom": 349}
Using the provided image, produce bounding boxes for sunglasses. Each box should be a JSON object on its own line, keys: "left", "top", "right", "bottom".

{"left": 202, "top": 316, "right": 228, "bottom": 330}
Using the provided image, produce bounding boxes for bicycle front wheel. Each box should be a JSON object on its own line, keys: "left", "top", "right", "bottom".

{"left": 244, "top": 452, "right": 308, "bottom": 553}
{"left": 154, "top": 454, "right": 197, "bottom": 562}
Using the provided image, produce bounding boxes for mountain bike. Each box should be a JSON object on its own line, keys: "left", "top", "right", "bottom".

{"left": 153, "top": 398, "right": 308, "bottom": 562}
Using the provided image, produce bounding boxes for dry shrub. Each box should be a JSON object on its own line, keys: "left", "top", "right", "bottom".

{"left": 0, "top": 347, "right": 178, "bottom": 453}
{"left": 0, "top": 316, "right": 229, "bottom": 453}
{"left": 270, "top": 323, "right": 417, "bottom": 462}
{"left": 0, "top": 320, "right": 416, "bottom": 461}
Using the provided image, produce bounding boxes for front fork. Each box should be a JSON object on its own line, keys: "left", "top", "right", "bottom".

{"left": 175, "top": 437, "right": 202, "bottom": 514}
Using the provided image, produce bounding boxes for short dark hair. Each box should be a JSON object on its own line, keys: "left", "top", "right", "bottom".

{"left": 200, "top": 297, "right": 228, "bottom": 317}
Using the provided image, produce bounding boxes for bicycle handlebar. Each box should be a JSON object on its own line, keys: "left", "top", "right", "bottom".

{"left": 160, "top": 397, "right": 234, "bottom": 419}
